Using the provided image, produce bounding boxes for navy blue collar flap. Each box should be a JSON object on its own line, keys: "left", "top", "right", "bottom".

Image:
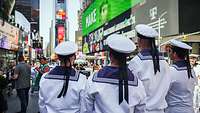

{"left": 138, "top": 49, "right": 165, "bottom": 60}
{"left": 44, "top": 66, "right": 79, "bottom": 81}
{"left": 92, "top": 66, "right": 138, "bottom": 86}
{"left": 172, "top": 60, "right": 187, "bottom": 71}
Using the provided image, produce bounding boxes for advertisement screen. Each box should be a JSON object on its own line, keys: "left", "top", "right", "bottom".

{"left": 56, "top": 25, "right": 65, "bottom": 44}
{"left": 82, "top": 0, "right": 143, "bottom": 36}
{"left": 82, "top": 9, "right": 132, "bottom": 54}
{"left": 56, "top": 0, "right": 66, "bottom": 21}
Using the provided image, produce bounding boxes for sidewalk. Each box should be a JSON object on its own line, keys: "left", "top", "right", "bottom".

{"left": 5, "top": 89, "right": 39, "bottom": 113}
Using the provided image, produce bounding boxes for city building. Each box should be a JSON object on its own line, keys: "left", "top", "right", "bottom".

{"left": 15, "top": 0, "right": 32, "bottom": 22}
{"left": 0, "top": 18, "right": 19, "bottom": 68}
{"left": 81, "top": 0, "right": 200, "bottom": 66}
{"left": 15, "top": 0, "right": 40, "bottom": 31}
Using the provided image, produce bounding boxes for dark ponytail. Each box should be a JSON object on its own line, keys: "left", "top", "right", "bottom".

{"left": 57, "top": 54, "right": 74, "bottom": 98}
{"left": 137, "top": 33, "right": 160, "bottom": 74}
{"left": 172, "top": 46, "right": 193, "bottom": 79}
{"left": 150, "top": 39, "right": 160, "bottom": 74}
{"left": 110, "top": 49, "right": 129, "bottom": 104}
{"left": 186, "top": 53, "right": 193, "bottom": 79}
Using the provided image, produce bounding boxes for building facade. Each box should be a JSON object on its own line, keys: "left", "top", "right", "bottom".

{"left": 81, "top": 0, "right": 200, "bottom": 65}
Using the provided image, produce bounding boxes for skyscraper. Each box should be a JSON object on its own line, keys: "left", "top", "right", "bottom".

{"left": 15, "top": 0, "right": 39, "bottom": 31}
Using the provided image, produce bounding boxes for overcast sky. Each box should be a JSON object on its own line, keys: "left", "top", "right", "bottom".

{"left": 40, "top": 0, "right": 80, "bottom": 49}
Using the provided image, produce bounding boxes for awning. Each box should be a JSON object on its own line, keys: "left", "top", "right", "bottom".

{"left": 161, "top": 31, "right": 200, "bottom": 44}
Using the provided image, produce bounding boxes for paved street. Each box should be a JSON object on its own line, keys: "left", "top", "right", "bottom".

{"left": 5, "top": 89, "right": 39, "bottom": 113}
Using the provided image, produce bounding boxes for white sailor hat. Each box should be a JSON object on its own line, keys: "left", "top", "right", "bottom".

{"left": 189, "top": 54, "right": 199, "bottom": 58}
{"left": 55, "top": 41, "right": 78, "bottom": 55}
{"left": 169, "top": 39, "right": 192, "bottom": 50}
{"left": 106, "top": 33, "right": 136, "bottom": 53}
{"left": 135, "top": 24, "right": 158, "bottom": 38}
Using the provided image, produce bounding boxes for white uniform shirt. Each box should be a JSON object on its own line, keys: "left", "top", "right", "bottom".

{"left": 84, "top": 66, "right": 146, "bottom": 113}
{"left": 193, "top": 64, "right": 200, "bottom": 79}
{"left": 39, "top": 66, "right": 87, "bottom": 113}
{"left": 193, "top": 64, "right": 200, "bottom": 110}
{"left": 165, "top": 61, "right": 197, "bottom": 113}
{"left": 128, "top": 50, "right": 170, "bottom": 113}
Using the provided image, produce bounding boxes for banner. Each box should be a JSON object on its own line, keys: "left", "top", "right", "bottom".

{"left": 82, "top": 0, "right": 143, "bottom": 36}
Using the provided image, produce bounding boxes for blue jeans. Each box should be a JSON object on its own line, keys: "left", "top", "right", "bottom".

{"left": 16, "top": 87, "right": 30, "bottom": 113}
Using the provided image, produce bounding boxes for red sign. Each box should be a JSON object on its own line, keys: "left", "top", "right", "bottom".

{"left": 57, "top": 25, "right": 65, "bottom": 44}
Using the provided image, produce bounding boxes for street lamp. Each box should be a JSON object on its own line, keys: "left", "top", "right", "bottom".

{"left": 158, "top": 11, "right": 167, "bottom": 50}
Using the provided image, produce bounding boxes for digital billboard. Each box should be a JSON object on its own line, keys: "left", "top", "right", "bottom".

{"left": 83, "top": 9, "right": 132, "bottom": 54}
{"left": 56, "top": 25, "right": 65, "bottom": 44}
{"left": 82, "top": 0, "right": 143, "bottom": 36}
{"left": 56, "top": 0, "right": 66, "bottom": 22}
{"left": 55, "top": 0, "right": 67, "bottom": 46}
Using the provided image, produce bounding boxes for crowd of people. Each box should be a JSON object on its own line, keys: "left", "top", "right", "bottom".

{"left": 37, "top": 24, "right": 200, "bottom": 113}
{"left": 0, "top": 24, "right": 200, "bottom": 113}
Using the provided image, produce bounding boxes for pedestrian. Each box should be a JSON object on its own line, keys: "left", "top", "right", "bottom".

{"left": 165, "top": 39, "right": 197, "bottom": 113}
{"left": 12, "top": 55, "right": 31, "bottom": 113}
{"left": 33, "top": 56, "right": 50, "bottom": 92}
{"left": 128, "top": 24, "right": 170, "bottom": 113}
{"left": 189, "top": 54, "right": 200, "bottom": 78}
{"left": 84, "top": 34, "right": 146, "bottom": 113}
{"left": 189, "top": 54, "right": 200, "bottom": 113}
{"left": 39, "top": 41, "right": 87, "bottom": 113}
{"left": 6, "top": 60, "right": 16, "bottom": 96}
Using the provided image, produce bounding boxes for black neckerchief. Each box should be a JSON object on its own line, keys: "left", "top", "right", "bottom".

{"left": 57, "top": 58, "right": 71, "bottom": 98}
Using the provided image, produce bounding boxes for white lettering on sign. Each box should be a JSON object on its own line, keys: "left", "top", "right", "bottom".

{"left": 149, "top": 6, "right": 157, "bottom": 20}
{"left": 86, "top": 9, "right": 96, "bottom": 27}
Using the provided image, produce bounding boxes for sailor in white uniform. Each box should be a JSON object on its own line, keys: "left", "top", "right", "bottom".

{"left": 190, "top": 54, "right": 200, "bottom": 113}
{"left": 165, "top": 39, "right": 197, "bottom": 113}
{"left": 39, "top": 41, "right": 87, "bottom": 113}
{"left": 84, "top": 34, "right": 146, "bottom": 113}
{"left": 128, "top": 24, "right": 171, "bottom": 113}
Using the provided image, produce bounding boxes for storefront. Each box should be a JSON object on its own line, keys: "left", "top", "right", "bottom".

{"left": 0, "top": 19, "right": 19, "bottom": 70}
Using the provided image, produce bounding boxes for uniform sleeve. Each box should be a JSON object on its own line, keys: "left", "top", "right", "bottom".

{"left": 38, "top": 75, "right": 47, "bottom": 113}
{"left": 78, "top": 73, "right": 87, "bottom": 113}
{"left": 192, "top": 69, "right": 198, "bottom": 86}
{"left": 80, "top": 89, "right": 87, "bottom": 113}
{"left": 169, "top": 67, "right": 177, "bottom": 84}
{"left": 128, "top": 58, "right": 143, "bottom": 80}
{"left": 82, "top": 74, "right": 96, "bottom": 113}
{"left": 134, "top": 80, "right": 146, "bottom": 113}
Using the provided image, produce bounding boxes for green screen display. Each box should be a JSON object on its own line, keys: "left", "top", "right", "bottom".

{"left": 82, "top": 0, "right": 142, "bottom": 36}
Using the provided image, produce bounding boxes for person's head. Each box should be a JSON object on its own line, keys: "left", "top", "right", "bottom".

{"left": 169, "top": 46, "right": 188, "bottom": 60}
{"left": 106, "top": 33, "right": 136, "bottom": 67}
{"left": 18, "top": 55, "right": 24, "bottom": 62}
{"left": 168, "top": 39, "right": 192, "bottom": 61}
{"left": 106, "top": 33, "right": 136, "bottom": 104}
{"left": 55, "top": 41, "right": 78, "bottom": 68}
{"left": 39, "top": 56, "right": 47, "bottom": 65}
{"left": 168, "top": 39, "right": 193, "bottom": 78}
{"left": 135, "top": 24, "right": 160, "bottom": 74}
{"left": 189, "top": 54, "right": 199, "bottom": 66}
{"left": 135, "top": 24, "right": 158, "bottom": 50}
{"left": 10, "top": 60, "right": 16, "bottom": 67}
{"left": 55, "top": 41, "right": 78, "bottom": 98}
